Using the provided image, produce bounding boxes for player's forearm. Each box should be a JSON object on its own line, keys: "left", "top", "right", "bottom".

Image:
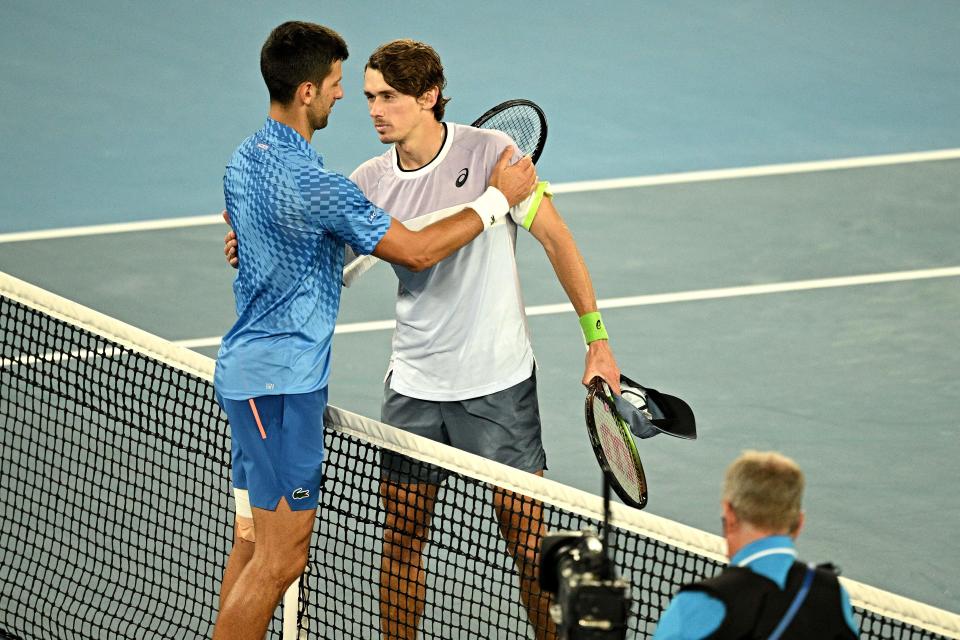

{"left": 394, "top": 209, "right": 484, "bottom": 272}
{"left": 541, "top": 226, "right": 599, "bottom": 317}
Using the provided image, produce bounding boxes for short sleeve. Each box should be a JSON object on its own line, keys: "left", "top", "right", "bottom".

{"left": 299, "top": 168, "right": 392, "bottom": 256}
{"left": 652, "top": 591, "right": 726, "bottom": 640}
{"left": 484, "top": 128, "right": 523, "bottom": 164}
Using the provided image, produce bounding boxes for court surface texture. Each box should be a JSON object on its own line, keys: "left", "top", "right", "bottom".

{"left": 2, "top": 0, "right": 958, "bottom": 615}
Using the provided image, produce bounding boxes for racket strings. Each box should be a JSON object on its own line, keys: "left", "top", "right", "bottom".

{"left": 476, "top": 107, "right": 543, "bottom": 158}
{"left": 594, "top": 400, "right": 641, "bottom": 489}
{"left": 586, "top": 379, "right": 649, "bottom": 509}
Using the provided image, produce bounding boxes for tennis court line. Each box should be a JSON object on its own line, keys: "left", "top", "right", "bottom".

{"left": 3, "top": 147, "right": 959, "bottom": 244}
{"left": 171, "top": 265, "right": 960, "bottom": 349}
{"left": 550, "top": 147, "right": 960, "bottom": 194}
{"left": 0, "top": 214, "right": 224, "bottom": 244}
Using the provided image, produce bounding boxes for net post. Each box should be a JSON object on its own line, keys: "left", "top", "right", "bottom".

{"left": 282, "top": 576, "right": 301, "bottom": 640}
{"left": 601, "top": 474, "right": 612, "bottom": 579}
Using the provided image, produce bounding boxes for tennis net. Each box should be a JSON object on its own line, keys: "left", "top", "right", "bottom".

{"left": 1, "top": 270, "right": 958, "bottom": 639}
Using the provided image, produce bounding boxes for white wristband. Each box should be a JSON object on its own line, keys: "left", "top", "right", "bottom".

{"left": 469, "top": 186, "right": 510, "bottom": 230}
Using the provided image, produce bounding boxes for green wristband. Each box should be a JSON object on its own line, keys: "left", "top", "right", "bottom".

{"left": 579, "top": 311, "right": 609, "bottom": 344}
{"left": 520, "top": 181, "right": 552, "bottom": 230}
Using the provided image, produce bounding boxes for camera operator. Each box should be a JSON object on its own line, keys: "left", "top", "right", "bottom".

{"left": 653, "top": 450, "right": 859, "bottom": 639}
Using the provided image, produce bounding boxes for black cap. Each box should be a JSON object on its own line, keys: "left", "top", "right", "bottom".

{"left": 611, "top": 374, "right": 697, "bottom": 440}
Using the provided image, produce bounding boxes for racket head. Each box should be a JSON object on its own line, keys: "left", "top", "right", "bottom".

{"left": 584, "top": 376, "right": 648, "bottom": 509}
{"left": 471, "top": 99, "right": 547, "bottom": 164}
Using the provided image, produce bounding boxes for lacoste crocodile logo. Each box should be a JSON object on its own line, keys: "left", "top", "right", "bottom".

{"left": 292, "top": 488, "right": 310, "bottom": 500}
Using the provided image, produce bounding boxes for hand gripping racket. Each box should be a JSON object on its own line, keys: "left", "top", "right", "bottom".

{"left": 342, "top": 99, "right": 548, "bottom": 287}
{"left": 585, "top": 376, "right": 648, "bottom": 510}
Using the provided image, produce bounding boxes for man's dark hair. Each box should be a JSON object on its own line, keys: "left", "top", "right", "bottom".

{"left": 367, "top": 40, "right": 451, "bottom": 120}
{"left": 260, "top": 21, "right": 349, "bottom": 105}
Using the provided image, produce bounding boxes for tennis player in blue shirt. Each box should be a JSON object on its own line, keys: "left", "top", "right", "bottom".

{"left": 653, "top": 450, "right": 859, "bottom": 639}
{"left": 211, "top": 22, "right": 535, "bottom": 640}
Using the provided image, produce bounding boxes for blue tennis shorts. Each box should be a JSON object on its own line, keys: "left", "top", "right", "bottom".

{"left": 217, "top": 388, "right": 327, "bottom": 512}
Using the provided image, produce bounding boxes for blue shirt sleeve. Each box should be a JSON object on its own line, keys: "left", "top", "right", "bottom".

{"left": 839, "top": 584, "right": 860, "bottom": 636}
{"left": 296, "top": 166, "right": 391, "bottom": 256}
{"left": 653, "top": 591, "right": 726, "bottom": 640}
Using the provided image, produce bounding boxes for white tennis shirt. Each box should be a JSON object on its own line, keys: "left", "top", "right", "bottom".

{"left": 350, "top": 123, "right": 535, "bottom": 401}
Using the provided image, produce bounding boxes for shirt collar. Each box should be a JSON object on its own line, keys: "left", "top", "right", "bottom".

{"left": 731, "top": 535, "right": 796, "bottom": 567}
{"left": 261, "top": 117, "right": 323, "bottom": 165}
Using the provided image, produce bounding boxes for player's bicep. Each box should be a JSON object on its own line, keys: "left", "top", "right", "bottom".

{"left": 526, "top": 195, "right": 568, "bottom": 249}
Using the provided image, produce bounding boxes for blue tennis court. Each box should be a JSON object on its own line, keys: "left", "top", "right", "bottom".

{"left": 2, "top": 0, "right": 958, "bottom": 625}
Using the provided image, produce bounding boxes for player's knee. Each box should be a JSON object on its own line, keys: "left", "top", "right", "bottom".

{"left": 385, "top": 507, "right": 430, "bottom": 538}
{"left": 257, "top": 547, "right": 308, "bottom": 589}
{"left": 383, "top": 519, "right": 427, "bottom": 557}
{"left": 511, "top": 536, "right": 540, "bottom": 568}
{"left": 501, "top": 526, "right": 541, "bottom": 568}
{"left": 284, "top": 551, "right": 309, "bottom": 581}
{"left": 382, "top": 520, "right": 410, "bottom": 549}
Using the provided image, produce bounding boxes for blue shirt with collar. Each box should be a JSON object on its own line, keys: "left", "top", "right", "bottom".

{"left": 215, "top": 118, "right": 391, "bottom": 400}
{"left": 652, "top": 535, "right": 859, "bottom": 639}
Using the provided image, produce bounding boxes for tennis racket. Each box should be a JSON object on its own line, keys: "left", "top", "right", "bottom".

{"left": 472, "top": 98, "right": 547, "bottom": 164}
{"left": 342, "top": 99, "right": 548, "bottom": 287}
{"left": 585, "top": 376, "right": 648, "bottom": 510}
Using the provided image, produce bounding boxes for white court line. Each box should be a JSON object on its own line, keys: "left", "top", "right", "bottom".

{"left": 550, "top": 147, "right": 960, "bottom": 194}
{"left": 0, "top": 214, "right": 224, "bottom": 244}
{"left": 171, "top": 266, "right": 960, "bottom": 350}
{"left": 2, "top": 148, "right": 959, "bottom": 244}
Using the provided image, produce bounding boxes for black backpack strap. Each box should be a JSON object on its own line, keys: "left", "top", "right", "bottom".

{"left": 768, "top": 563, "right": 816, "bottom": 640}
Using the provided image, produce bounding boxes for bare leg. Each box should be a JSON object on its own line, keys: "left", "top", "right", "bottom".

{"left": 493, "top": 470, "right": 558, "bottom": 640}
{"left": 219, "top": 521, "right": 256, "bottom": 606}
{"left": 212, "top": 498, "right": 314, "bottom": 640}
{"left": 380, "top": 480, "right": 439, "bottom": 640}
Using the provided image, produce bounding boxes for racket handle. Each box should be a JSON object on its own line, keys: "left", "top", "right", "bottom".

{"left": 342, "top": 255, "right": 380, "bottom": 287}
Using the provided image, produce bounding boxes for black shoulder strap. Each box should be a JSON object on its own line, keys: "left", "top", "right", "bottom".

{"left": 768, "top": 563, "right": 816, "bottom": 640}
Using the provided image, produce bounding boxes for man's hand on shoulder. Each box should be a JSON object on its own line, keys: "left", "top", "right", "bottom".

{"left": 489, "top": 146, "right": 537, "bottom": 207}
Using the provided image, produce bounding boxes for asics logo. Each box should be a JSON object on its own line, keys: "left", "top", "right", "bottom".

{"left": 292, "top": 488, "right": 310, "bottom": 500}
{"left": 456, "top": 168, "right": 469, "bottom": 187}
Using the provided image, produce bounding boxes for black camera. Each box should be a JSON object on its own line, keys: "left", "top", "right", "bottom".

{"left": 539, "top": 527, "right": 630, "bottom": 639}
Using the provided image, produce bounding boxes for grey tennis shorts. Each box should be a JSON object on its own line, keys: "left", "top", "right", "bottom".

{"left": 380, "top": 371, "right": 547, "bottom": 484}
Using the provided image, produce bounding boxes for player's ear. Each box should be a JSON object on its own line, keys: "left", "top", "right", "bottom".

{"left": 721, "top": 500, "right": 738, "bottom": 530}
{"left": 297, "top": 81, "right": 316, "bottom": 106}
{"left": 418, "top": 86, "right": 439, "bottom": 111}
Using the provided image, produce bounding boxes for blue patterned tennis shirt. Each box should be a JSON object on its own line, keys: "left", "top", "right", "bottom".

{"left": 215, "top": 118, "right": 391, "bottom": 400}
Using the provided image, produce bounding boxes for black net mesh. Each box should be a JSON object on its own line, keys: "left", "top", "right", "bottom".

{"left": 0, "top": 289, "right": 954, "bottom": 639}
